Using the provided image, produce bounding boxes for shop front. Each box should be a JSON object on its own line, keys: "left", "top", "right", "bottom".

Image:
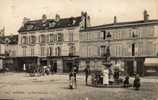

{"left": 144, "top": 58, "right": 158, "bottom": 76}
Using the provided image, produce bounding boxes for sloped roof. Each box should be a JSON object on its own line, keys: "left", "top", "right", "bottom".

{"left": 0, "top": 35, "right": 18, "bottom": 44}
{"left": 18, "top": 16, "right": 82, "bottom": 32}
{"left": 82, "top": 19, "right": 158, "bottom": 31}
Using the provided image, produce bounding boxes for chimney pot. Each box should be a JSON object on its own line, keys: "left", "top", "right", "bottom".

{"left": 113, "top": 16, "right": 117, "bottom": 24}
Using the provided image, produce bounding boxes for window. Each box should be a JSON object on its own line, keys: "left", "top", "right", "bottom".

{"left": 49, "top": 22, "right": 56, "bottom": 28}
{"left": 102, "top": 31, "right": 106, "bottom": 40}
{"left": 69, "top": 46, "right": 76, "bottom": 56}
{"left": 22, "top": 47, "right": 26, "bottom": 56}
{"left": 55, "top": 47, "right": 61, "bottom": 56}
{"left": 132, "top": 43, "right": 135, "bottom": 56}
{"left": 30, "top": 36, "right": 36, "bottom": 44}
{"left": 26, "top": 25, "right": 33, "bottom": 30}
{"left": 22, "top": 36, "right": 27, "bottom": 44}
{"left": 47, "top": 47, "right": 53, "bottom": 56}
{"left": 40, "top": 35, "right": 46, "bottom": 43}
{"left": 69, "top": 32, "right": 73, "bottom": 41}
{"left": 12, "top": 51, "right": 16, "bottom": 57}
{"left": 41, "top": 47, "right": 45, "bottom": 56}
{"left": 31, "top": 48, "right": 34, "bottom": 56}
{"left": 100, "top": 46, "right": 106, "bottom": 56}
{"left": 57, "top": 33, "right": 63, "bottom": 42}
{"left": 49, "top": 34, "right": 54, "bottom": 42}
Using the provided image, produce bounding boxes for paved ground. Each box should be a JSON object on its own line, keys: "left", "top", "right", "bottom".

{"left": 0, "top": 72, "right": 158, "bottom": 100}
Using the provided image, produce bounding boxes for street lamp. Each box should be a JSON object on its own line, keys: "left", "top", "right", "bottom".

{"left": 102, "top": 31, "right": 112, "bottom": 68}
{"left": 106, "top": 32, "right": 112, "bottom": 63}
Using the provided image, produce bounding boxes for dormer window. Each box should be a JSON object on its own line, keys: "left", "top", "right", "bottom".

{"left": 49, "top": 22, "right": 56, "bottom": 27}
{"left": 42, "top": 23, "right": 47, "bottom": 27}
{"left": 73, "top": 20, "right": 76, "bottom": 25}
{"left": 26, "top": 25, "right": 33, "bottom": 30}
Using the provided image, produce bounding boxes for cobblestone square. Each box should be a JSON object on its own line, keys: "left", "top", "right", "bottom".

{"left": 0, "top": 72, "right": 158, "bottom": 100}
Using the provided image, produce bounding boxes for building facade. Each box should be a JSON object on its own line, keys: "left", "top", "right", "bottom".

{"left": 17, "top": 12, "right": 90, "bottom": 72}
{"left": 0, "top": 35, "right": 18, "bottom": 71}
{"left": 79, "top": 11, "right": 158, "bottom": 76}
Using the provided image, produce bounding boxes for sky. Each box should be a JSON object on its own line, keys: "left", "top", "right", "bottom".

{"left": 0, "top": 0, "right": 158, "bottom": 35}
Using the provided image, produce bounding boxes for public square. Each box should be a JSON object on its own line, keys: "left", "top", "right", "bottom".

{"left": 0, "top": 72, "right": 158, "bottom": 100}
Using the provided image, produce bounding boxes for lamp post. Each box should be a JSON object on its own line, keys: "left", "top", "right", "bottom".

{"left": 102, "top": 32, "right": 112, "bottom": 71}
{"left": 107, "top": 32, "right": 111, "bottom": 62}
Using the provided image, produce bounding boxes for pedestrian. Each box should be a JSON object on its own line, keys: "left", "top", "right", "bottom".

{"left": 23, "top": 64, "right": 26, "bottom": 72}
{"left": 133, "top": 74, "right": 141, "bottom": 90}
{"left": 114, "top": 69, "right": 119, "bottom": 82}
{"left": 123, "top": 75, "right": 130, "bottom": 88}
{"left": 84, "top": 65, "right": 91, "bottom": 85}
{"left": 69, "top": 70, "right": 75, "bottom": 89}
{"left": 103, "top": 67, "right": 109, "bottom": 85}
{"left": 73, "top": 66, "right": 77, "bottom": 88}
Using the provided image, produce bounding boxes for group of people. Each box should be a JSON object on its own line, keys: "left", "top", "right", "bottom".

{"left": 69, "top": 64, "right": 141, "bottom": 90}
{"left": 124, "top": 74, "right": 141, "bottom": 90}
{"left": 69, "top": 65, "right": 90, "bottom": 89}
{"left": 23, "top": 64, "right": 57, "bottom": 76}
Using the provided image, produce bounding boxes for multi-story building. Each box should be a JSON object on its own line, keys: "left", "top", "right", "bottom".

{"left": 17, "top": 12, "right": 90, "bottom": 72}
{"left": 80, "top": 10, "right": 158, "bottom": 76}
{"left": 0, "top": 35, "right": 18, "bottom": 71}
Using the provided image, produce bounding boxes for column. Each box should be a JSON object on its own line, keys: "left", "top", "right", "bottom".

{"left": 133, "top": 59, "right": 137, "bottom": 74}
{"left": 57, "top": 59, "right": 63, "bottom": 73}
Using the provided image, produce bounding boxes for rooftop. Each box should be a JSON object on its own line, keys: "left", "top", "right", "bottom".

{"left": 18, "top": 16, "right": 82, "bottom": 32}
{"left": 82, "top": 19, "right": 158, "bottom": 31}
{"left": 0, "top": 35, "right": 18, "bottom": 44}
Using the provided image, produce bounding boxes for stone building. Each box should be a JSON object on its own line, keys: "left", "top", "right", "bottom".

{"left": 79, "top": 10, "right": 158, "bottom": 76}
{"left": 17, "top": 12, "right": 90, "bottom": 72}
{"left": 0, "top": 35, "right": 18, "bottom": 71}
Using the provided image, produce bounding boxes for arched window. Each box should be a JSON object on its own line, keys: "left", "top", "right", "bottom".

{"left": 55, "top": 47, "right": 61, "bottom": 56}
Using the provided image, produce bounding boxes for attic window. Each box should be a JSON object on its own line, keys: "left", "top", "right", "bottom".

{"left": 26, "top": 25, "right": 33, "bottom": 30}
{"left": 42, "top": 23, "right": 47, "bottom": 27}
{"left": 49, "top": 22, "right": 56, "bottom": 27}
{"left": 5, "top": 38, "right": 10, "bottom": 44}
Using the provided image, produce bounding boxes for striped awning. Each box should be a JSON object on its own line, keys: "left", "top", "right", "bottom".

{"left": 144, "top": 58, "right": 158, "bottom": 66}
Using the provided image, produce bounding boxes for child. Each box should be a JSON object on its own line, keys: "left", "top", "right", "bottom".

{"left": 123, "top": 75, "right": 130, "bottom": 88}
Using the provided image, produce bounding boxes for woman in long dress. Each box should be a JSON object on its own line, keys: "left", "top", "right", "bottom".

{"left": 103, "top": 67, "right": 109, "bottom": 85}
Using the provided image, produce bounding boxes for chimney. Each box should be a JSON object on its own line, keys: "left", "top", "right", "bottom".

{"left": 113, "top": 16, "right": 117, "bottom": 24}
{"left": 55, "top": 14, "right": 60, "bottom": 22}
{"left": 42, "top": 14, "right": 47, "bottom": 22}
{"left": 143, "top": 10, "right": 149, "bottom": 21}
{"left": 81, "top": 11, "right": 85, "bottom": 16}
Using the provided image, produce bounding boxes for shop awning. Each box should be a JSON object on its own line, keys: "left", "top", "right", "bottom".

{"left": 144, "top": 58, "right": 158, "bottom": 66}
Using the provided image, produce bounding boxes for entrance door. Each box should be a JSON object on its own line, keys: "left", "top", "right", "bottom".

{"left": 50, "top": 60, "right": 57, "bottom": 72}
{"left": 40, "top": 60, "right": 47, "bottom": 66}
{"left": 127, "top": 61, "right": 134, "bottom": 76}
{"left": 137, "top": 60, "right": 144, "bottom": 76}
{"left": 63, "top": 60, "right": 73, "bottom": 73}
